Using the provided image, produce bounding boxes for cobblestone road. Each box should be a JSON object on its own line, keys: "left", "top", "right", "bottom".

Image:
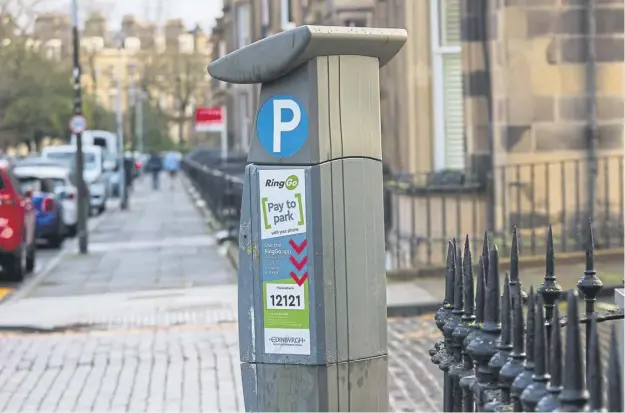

{"left": 0, "top": 315, "right": 444, "bottom": 413}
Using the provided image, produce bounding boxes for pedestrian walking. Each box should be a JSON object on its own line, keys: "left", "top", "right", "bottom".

{"left": 163, "top": 151, "right": 181, "bottom": 190}
{"left": 145, "top": 151, "right": 163, "bottom": 190}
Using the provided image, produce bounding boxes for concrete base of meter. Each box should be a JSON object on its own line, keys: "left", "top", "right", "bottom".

{"left": 240, "top": 355, "right": 388, "bottom": 412}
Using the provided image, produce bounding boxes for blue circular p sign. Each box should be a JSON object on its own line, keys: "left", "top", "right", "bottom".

{"left": 256, "top": 95, "right": 308, "bottom": 158}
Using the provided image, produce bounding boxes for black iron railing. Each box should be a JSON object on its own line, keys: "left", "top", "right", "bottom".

{"left": 430, "top": 220, "right": 624, "bottom": 412}
{"left": 388, "top": 155, "right": 624, "bottom": 267}
{"left": 182, "top": 156, "right": 245, "bottom": 242}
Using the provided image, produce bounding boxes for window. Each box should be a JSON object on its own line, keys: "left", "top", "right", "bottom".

{"left": 235, "top": 3, "right": 251, "bottom": 49}
{"left": 430, "top": 0, "right": 464, "bottom": 171}
{"left": 239, "top": 92, "right": 251, "bottom": 151}
{"left": 261, "top": 0, "right": 271, "bottom": 37}
{"left": 178, "top": 33, "right": 194, "bottom": 54}
{"left": 108, "top": 89, "right": 117, "bottom": 109}
{"left": 124, "top": 36, "right": 141, "bottom": 52}
{"left": 155, "top": 35, "right": 166, "bottom": 53}
{"left": 45, "top": 39, "right": 62, "bottom": 61}
{"left": 280, "top": 0, "right": 295, "bottom": 31}
{"left": 46, "top": 152, "right": 97, "bottom": 170}
{"left": 218, "top": 40, "right": 227, "bottom": 90}
{"left": 83, "top": 36, "right": 104, "bottom": 52}
{"left": 344, "top": 19, "right": 366, "bottom": 27}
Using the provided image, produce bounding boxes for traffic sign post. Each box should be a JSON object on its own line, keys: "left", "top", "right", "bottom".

{"left": 208, "top": 26, "right": 407, "bottom": 411}
{"left": 69, "top": 115, "right": 87, "bottom": 134}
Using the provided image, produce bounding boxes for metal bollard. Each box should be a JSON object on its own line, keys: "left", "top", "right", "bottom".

{"left": 208, "top": 26, "right": 407, "bottom": 411}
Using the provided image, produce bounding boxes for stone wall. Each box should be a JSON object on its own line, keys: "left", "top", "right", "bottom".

{"left": 462, "top": 0, "right": 624, "bottom": 232}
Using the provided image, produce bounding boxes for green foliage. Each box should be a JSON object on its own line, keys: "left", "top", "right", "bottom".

{"left": 0, "top": 35, "right": 180, "bottom": 152}
{"left": 81, "top": 95, "right": 117, "bottom": 134}
{"left": 0, "top": 37, "right": 117, "bottom": 148}
{"left": 142, "top": 102, "right": 175, "bottom": 152}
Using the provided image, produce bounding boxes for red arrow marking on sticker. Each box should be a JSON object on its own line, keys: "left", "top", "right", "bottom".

{"left": 289, "top": 239, "right": 308, "bottom": 254}
{"left": 289, "top": 256, "right": 308, "bottom": 271}
{"left": 290, "top": 271, "right": 308, "bottom": 287}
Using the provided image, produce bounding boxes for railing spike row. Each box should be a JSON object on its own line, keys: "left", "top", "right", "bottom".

{"left": 429, "top": 220, "right": 623, "bottom": 412}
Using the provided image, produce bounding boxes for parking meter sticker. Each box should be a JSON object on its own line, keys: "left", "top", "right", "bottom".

{"left": 256, "top": 95, "right": 308, "bottom": 158}
{"left": 261, "top": 233, "right": 310, "bottom": 355}
{"left": 258, "top": 169, "right": 306, "bottom": 240}
{"left": 258, "top": 169, "right": 310, "bottom": 355}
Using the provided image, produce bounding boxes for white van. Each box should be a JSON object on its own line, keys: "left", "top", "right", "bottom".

{"left": 41, "top": 145, "right": 112, "bottom": 215}
{"left": 71, "top": 130, "right": 120, "bottom": 196}
{"left": 71, "top": 130, "right": 118, "bottom": 156}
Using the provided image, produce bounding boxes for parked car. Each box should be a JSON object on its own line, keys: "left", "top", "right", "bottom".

{"left": 0, "top": 161, "right": 37, "bottom": 281}
{"left": 16, "top": 158, "right": 91, "bottom": 223}
{"left": 15, "top": 174, "right": 64, "bottom": 248}
{"left": 14, "top": 163, "right": 79, "bottom": 238}
{"left": 41, "top": 145, "right": 112, "bottom": 216}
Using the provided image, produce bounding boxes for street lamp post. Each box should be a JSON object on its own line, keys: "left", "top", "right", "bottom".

{"left": 70, "top": 0, "right": 88, "bottom": 254}
{"left": 115, "top": 39, "right": 128, "bottom": 210}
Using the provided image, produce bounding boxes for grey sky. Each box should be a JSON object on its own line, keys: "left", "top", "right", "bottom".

{"left": 34, "top": 0, "right": 224, "bottom": 32}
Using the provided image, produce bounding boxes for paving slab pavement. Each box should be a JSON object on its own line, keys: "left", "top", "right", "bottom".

{"left": 22, "top": 177, "right": 236, "bottom": 299}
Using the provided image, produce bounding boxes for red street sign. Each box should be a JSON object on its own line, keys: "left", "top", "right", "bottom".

{"left": 194, "top": 107, "right": 225, "bottom": 132}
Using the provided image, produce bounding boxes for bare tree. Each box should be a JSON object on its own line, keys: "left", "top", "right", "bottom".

{"left": 0, "top": 0, "right": 45, "bottom": 35}
{"left": 141, "top": 48, "right": 207, "bottom": 145}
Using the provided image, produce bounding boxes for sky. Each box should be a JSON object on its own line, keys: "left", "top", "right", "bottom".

{"left": 30, "top": 0, "right": 224, "bottom": 32}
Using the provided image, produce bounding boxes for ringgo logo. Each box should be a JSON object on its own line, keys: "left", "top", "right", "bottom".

{"left": 263, "top": 175, "right": 299, "bottom": 190}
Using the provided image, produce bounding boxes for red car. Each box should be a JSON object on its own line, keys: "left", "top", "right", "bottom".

{"left": 0, "top": 162, "right": 36, "bottom": 282}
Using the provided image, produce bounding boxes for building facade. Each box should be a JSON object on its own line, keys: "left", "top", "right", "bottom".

{"left": 25, "top": 12, "right": 213, "bottom": 146}
{"left": 207, "top": 0, "right": 623, "bottom": 265}
{"left": 376, "top": 0, "right": 624, "bottom": 266}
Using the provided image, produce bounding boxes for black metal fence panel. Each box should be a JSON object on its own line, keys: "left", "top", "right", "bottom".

{"left": 386, "top": 155, "right": 624, "bottom": 268}
{"left": 430, "top": 221, "right": 624, "bottom": 412}
{"left": 181, "top": 150, "right": 245, "bottom": 241}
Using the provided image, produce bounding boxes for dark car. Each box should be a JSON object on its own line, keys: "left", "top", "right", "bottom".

{"left": 15, "top": 175, "right": 65, "bottom": 248}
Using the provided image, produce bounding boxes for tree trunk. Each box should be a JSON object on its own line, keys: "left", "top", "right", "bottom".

{"left": 177, "top": 117, "right": 184, "bottom": 145}
{"left": 33, "top": 130, "right": 43, "bottom": 153}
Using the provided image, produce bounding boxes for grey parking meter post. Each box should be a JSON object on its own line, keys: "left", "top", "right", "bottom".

{"left": 208, "top": 26, "right": 407, "bottom": 412}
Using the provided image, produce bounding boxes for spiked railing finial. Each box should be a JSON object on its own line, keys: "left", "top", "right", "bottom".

{"left": 482, "top": 245, "right": 501, "bottom": 330}
{"left": 453, "top": 238, "right": 463, "bottom": 314}
{"left": 510, "top": 226, "right": 519, "bottom": 284}
{"left": 462, "top": 235, "right": 474, "bottom": 318}
{"left": 577, "top": 220, "right": 603, "bottom": 316}
{"left": 445, "top": 240, "right": 455, "bottom": 306}
{"left": 607, "top": 325, "right": 623, "bottom": 413}
{"left": 558, "top": 290, "right": 589, "bottom": 411}
{"left": 538, "top": 226, "right": 562, "bottom": 325}
{"left": 482, "top": 231, "right": 490, "bottom": 285}
{"left": 435, "top": 241, "right": 456, "bottom": 335}
{"left": 510, "top": 226, "right": 528, "bottom": 301}
{"left": 535, "top": 304, "right": 563, "bottom": 412}
{"left": 475, "top": 256, "right": 486, "bottom": 324}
